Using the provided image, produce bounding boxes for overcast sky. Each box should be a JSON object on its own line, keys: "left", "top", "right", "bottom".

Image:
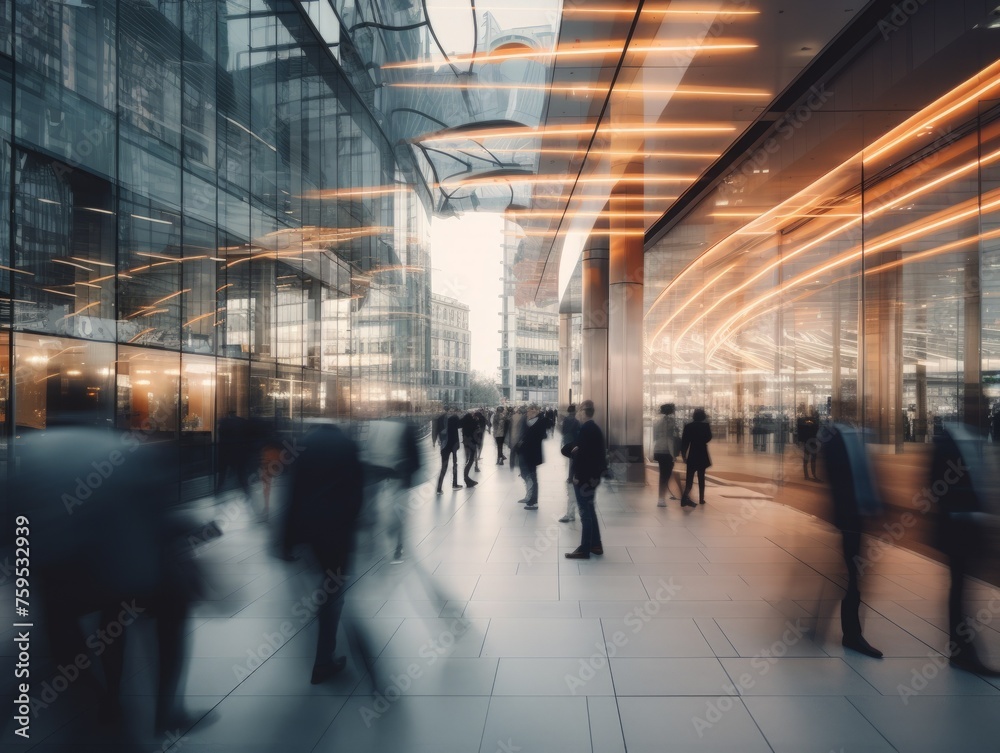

{"left": 430, "top": 213, "right": 504, "bottom": 377}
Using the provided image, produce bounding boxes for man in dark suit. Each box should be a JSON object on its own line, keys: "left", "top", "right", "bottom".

{"left": 516, "top": 404, "right": 546, "bottom": 509}
{"left": 566, "top": 400, "right": 607, "bottom": 559}
{"left": 283, "top": 422, "right": 365, "bottom": 683}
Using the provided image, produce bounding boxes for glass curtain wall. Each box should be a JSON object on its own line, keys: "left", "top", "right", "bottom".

{"left": 0, "top": 0, "right": 432, "bottom": 495}
{"left": 645, "top": 31, "right": 1000, "bottom": 505}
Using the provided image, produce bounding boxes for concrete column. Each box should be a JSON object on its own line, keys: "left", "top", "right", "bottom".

{"left": 608, "top": 159, "right": 645, "bottom": 483}
{"left": 863, "top": 247, "right": 903, "bottom": 451}
{"left": 582, "top": 224, "right": 610, "bottom": 438}
{"left": 559, "top": 312, "right": 572, "bottom": 411}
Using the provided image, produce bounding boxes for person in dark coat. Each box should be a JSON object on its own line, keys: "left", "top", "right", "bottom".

{"left": 565, "top": 399, "right": 607, "bottom": 558}
{"left": 516, "top": 404, "right": 546, "bottom": 509}
{"left": 434, "top": 406, "right": 462, "bottom": 493}
{"left": 796, "top": 411, "right": 821, "bottom": 480}
{"left": 282, "top": 422, "right": 365, "bottom": 683}
{"left": 822, "top": 423, "right": 883, "bottom": 658}
{"left": 680, "top": 408, "right": 712, "bottom": 506}
{"left": 216, "top": 410, "right": 250, "bottom": 496}
{"left": 460, "top": 410, "right": 480, "bottom": 487}
{"left": 930, "top": 423, "right": 1000, "bottom": 675}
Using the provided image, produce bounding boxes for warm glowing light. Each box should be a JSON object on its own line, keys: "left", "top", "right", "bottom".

{"left": 389, "top": 82, "right": 770, "bottom": 98}
{"left": 43, "top": 288, "right": 77, "bottom": 299}
{"left": 52, "top": 259, "right": 95, "bottom": 271}
{"left": 418, "top": 123, "right": 736, "bottom": 143}
{"left": 441, "top": 174, "right": 696, "bottom": 188}
{"left": 479, "top": 147, "right": 721, "bottom": 159}
{"left": 384, "top": 41, "right": 757, "bottom": 70}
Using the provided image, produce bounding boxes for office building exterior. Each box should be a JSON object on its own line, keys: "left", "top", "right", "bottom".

{"left": 430, "top": 293, "right": 470, "bottom": 408}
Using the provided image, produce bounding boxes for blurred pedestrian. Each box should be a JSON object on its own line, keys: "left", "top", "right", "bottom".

{"left": 460, "top": 409, "right": 480, "bottom": 487}
{"left": 565, "top": 400, "right": 607, "bottom": 559}
{"left": 653, "top": 403, "right": 683, "bottom": 507}
{"left": 516, "top": 405, "right": 546, "bottom": 509}
{"left": 559, "top": 404, "right": 581, "bottom": 522}
{"left": 493, "top": 407, "right": 507, "bottom": 464}
{"left": 434, "top": 405, "right": 463, "bottom": 493}
{"left": 216, "top": 410, "right": 250, "bottom": 497}
{"left": 282, "top": 421, "right": 365, "bottom": 683}
{"left": 822, "top": 423, "right": 883, "bottom": 658}
{"left": 680, "top": 408, "right": 712, "bottom": 506}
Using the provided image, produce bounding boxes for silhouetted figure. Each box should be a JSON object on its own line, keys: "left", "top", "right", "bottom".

{"left": 681, "top": 408, "right": 712, "bottom": 506}
{"left": 796, "top": 412, "right": 820, "bottom": 480}
{"left": 10, "top": 423, "right": 199, "bottom": 734}
{"left": 474, "top": 409, "right": 487, "bottom": 470}
{"left": 565, "top": 400, "right": 607, "bottom": 559}
{"left": 492, "top": 407, "right": 507, "bottom": 464}
{"left": 559, "top": 404, "right": 582, "bottom": 522}
{"left": 516, "top": 405, "right": 546, "bottom": 509}
{"left": 460, "top": 410, "right": 480, "bottom": 487}
{"left": 507, "top": 407, "right": 524, "bottom": 473}
{"left": 931, "top": 423, "right": 1000, "bottom": 675}
{"left": 282, "top": 422, "right": 365, "bottom": 684}
{"left": 434, "top": 406, "right": 462, "bottom": 493}
{"left": 653, "top": 403, "right": 683, "bottom": 507}
{"left": 822, "top": 423, "right": 883, "bottom": 658}
{"left": 216, "top": 410, "right": 250, "bottom": 496}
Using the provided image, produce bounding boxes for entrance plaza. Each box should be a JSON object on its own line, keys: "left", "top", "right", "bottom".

{"left": 7, "top": 435, "right": 1000, "bottom": 753}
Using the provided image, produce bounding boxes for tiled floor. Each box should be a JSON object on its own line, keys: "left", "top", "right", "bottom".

{"left": 6, "top": 434, "right": 1000, "bottom": 752}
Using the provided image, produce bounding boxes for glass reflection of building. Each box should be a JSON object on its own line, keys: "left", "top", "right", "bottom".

{"left": 0, "top": 1, "right": 431, "bottom": 496}
{"left": 641, "top": 4, "right": 1000, "bottom": 490}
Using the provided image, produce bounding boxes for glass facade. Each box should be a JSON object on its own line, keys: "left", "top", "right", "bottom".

{"left": 0, "top": 0, "right": 432, "bottom": 494}
{"left": 430, "top": 293, "right": 470, "bottom": 408}
{"left": 643, "top": 4, "right": 1000, "bottom": 501}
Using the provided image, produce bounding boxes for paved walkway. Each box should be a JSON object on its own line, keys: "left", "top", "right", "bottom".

{"left": 7, "top": 434, "right": 1000, "bottom": 752}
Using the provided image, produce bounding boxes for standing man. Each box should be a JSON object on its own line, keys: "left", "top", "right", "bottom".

{"left": 558, "top": 404, "right": 581, "bottom": 523}
{"left": 565, "top": 400, "right": 607, "bottom": 559}
{"left": 516, "top": 404, "right": 546, "bottom": 509}
{"left": 493, "top": 406, "right": 507, "bottom": 464}
{"left": 434, "top": 405, "right": 463, "bottom": 493}
{"left": 460, "top": 409, "right": 480, "bottom": 488}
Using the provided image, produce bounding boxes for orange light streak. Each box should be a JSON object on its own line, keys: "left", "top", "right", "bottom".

{"left": 384, "top": 41, "right": 757, "bottom": 70}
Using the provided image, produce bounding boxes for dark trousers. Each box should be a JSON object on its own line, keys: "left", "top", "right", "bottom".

{"left": 216, "top": 449, "right": 249, "bottom": 494}
{"left": 803, "top": 448, "right": 818, "bottom": 478}
{"left": 655, "top": 453, "right": 675, "bottom": 498}
{"left": 841, "top": 529, "right": 864, "bottom": 640}
{"left": 463, "top": 442, "right": 476, "bottom": 480}
{"left": 574, "top": 480, "right": 601, "bottom": 550}
{"left": 522, "top": 462, "right": 538, "bottom": 504}
{"left": 437, "top": 445, "right": 459, "bottom": 490}
{"left": 495, "top": 435, "right": 506, "bottom": 461}
{"left": 683, "top": 467, "right": 706, "bottom": 501}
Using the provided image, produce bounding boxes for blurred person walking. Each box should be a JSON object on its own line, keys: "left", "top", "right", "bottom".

{"left": 565, "top": 400, "right": 607, "bottom": 558}
{"left": 282, "top": 421, "right": 365, "bottom": 683}
{"left": 460, "top": 409, "right": 480, "bottom": 487}
{"left": 434, "top": 405, "right": 463, "bottom": 493}
{"left": 507, "top": 407, "right": 524, "bottom": 473}
{"left": 516, "top": 405, "right": 546, "bottom": 509}
{"left": 653, "top": 403, "right": 683, "bottom": 507}
{"left": 821, "top": 423, "right": 883, "bottom": 659}
{"left": 680, "top": 408, "right": 712, "bottom": 506}
{"left": 474, "top": 409, "right": 487, "bottom": 471}
{"left": 216, "top": 410, "right": 250, "bottom": 497}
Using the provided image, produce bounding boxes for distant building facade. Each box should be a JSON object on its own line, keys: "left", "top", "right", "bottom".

{"left": 431, "top": 293, "right": 471, "bottom": 407}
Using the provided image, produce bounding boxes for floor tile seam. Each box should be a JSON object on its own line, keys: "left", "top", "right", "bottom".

{"left": 841, "top": 693, "right": 904, "bottom": 752}
{"left": 865, "top": 601, "right": 950, "bottom": 653}
{"left": 598, "top": 620, "right": 629, "bottom": 753}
